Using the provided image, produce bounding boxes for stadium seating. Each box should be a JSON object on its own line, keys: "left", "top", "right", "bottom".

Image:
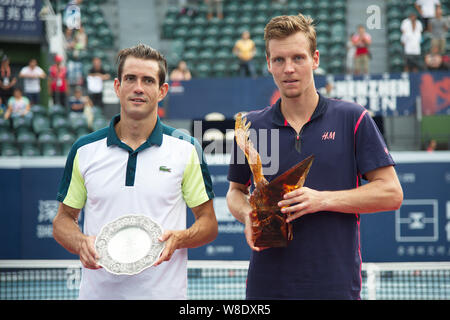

{"left": 162, "top": 0, "right": 348, "bottom": 77}
{"left": 386, "top": 0, "right": 450, "bottom": 73}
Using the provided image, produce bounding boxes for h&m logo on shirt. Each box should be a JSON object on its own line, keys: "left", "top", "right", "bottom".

{"left": 322, "top": 131, "right": 336, "bottom": 140}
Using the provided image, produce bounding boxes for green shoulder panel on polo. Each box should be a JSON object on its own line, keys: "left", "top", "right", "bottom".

{"left": 56, "top": 127, "right": 109, "bottom": 207}
{"left": 162, "top": 124, "right": 215, "bottom": 206}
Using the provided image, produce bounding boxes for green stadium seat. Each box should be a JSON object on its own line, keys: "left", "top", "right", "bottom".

{"left": 163, "top": 16, "right": 177, "bottom": 38}
{"left": 186, "top": 38, "right": 202, "bottom": 50}
{"left": 255, "top": 2, "right": 270, "bottom": 14}
{"left": 41, "top": 143, "right": 60, "bottom": 156}
{"left": 52, "top": 115, "right": 70, "bottom": 130}
{"left": 50, "top": 104, "right": 67, "bottom": 117}
{"left": 0, "top": 129, "right": 14, "bottom": 144}
{"left": 30, "top": 104, "right": 47, "bottom": 117}
{"left": 16, "top": 129, "right": 36, "bottom": 145}
{"left": 206, "top": 26, "right": 220, "bottom": 38}
{"left": 192, "top": 15, "right": 208, "bottom": 27}
{"left": 92, "top": 117, "right": 108, "bottom": 131}
{"left": 57, "top": 128, "right": 76, "bottom": 145}
{"left": 213, "top": 62, "right": 228, "bottom": 77}
{"left": 1, "top": 142, "right": 19, "bottom": 156}
{"left": 221, "top": 25, "right": 236, "bottom": 37}
{"left": 173, "top": 27, "right": 190, "bottom": 39}
{"left": 218, "top": 37, "right": 234, "bottom": 50}
{"left": 0, "top": 117, "right": 9, "bottom": 130}
{"left": 190, "top": 26, "right": 204, "bottom": 38}
{"left": 195, "top": 63, "right": 212, "bottom": 78}
{"left": 75, "top": 126, "right": 91, "bottom": 138}
{"left": 203, "top": 37, "right": 219, "bottom": 50}
{"left": 32, "top": 115, "right": 51, "bottom": 135}
{"left": 223, "top": 15, "right": 237, "bottom": 26}
{"left": 38, "top": 129, "right": 58, "bottom": 145}
{"left": 11, "top": 116, "right": 32, "bottom": 131}
{"left": 198, "top": 49, "right": 215, "bottom": 61}
{"left": 70, "top": 115, "right": 89, "bottom": 131}
{"left": 20, "top": 143, "right": 40, "bottom": 157}
{"left": 178, "top": 15, "right": 191, "bottom": 27}
{"left": 61, "top": 142, "right": 73, "bottom": 156}
{"left": 215, "top": 48, "right": 233, "bottom": 62}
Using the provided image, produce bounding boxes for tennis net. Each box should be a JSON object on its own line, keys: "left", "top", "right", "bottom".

{"left": 1, "top": 260, "right": 449, "bottom": 300}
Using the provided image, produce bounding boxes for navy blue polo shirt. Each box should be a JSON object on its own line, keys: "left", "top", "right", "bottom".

{"left": 227, "top": 92, "right": 394, "bottom": 299}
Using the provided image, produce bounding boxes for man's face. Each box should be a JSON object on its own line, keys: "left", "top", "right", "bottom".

{"left": 266, "top": 32, "right": 319, "bottom": 100}
{"left": 114, "top": 56, "right": 168, "bottom": 121}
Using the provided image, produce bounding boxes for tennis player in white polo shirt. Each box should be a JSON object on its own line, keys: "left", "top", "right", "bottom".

{"left": 53, "top": 44, "right": 218, "bottom": 299}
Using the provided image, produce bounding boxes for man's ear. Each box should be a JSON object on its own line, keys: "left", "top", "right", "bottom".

{"left": 312, "top": 50, "right": 320, "bottom": 70}
{"left": 266, "top": 54, "right": 272, "bottom": 74}
{"left": 113, "top": 78, "right": 121, "bottom": 97}
{"left": 158, "top": 82, "right": 169, "bottom": 102}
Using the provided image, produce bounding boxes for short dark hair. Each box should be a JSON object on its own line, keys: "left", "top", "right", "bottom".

{"left": 116, "top": 43, "right": 167, "bottom": 87}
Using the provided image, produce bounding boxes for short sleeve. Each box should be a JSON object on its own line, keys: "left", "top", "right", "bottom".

{"left": 354, "top": 111, "right": 395, "bottom": 178}
{"left": 182, "top": 143, "right": 214, "bottom": 208}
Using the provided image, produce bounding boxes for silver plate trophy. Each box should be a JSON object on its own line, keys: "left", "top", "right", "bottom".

{"left": 95, "top": 215, "right": 165, "bottom": 275}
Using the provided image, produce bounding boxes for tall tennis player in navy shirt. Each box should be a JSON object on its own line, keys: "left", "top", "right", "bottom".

{"left": 226, "top": 14, "right": 403, "bottom": 299}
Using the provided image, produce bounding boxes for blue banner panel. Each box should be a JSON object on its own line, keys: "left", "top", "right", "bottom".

{"left": 19, "top": 167, "right": 83, "bottom": 259}
{"left": 360, "top": 156, "right": 450, "bottom": 262}
{"left": 0, "top": 0, "right": 43, "bottom": 41}
{"left": 166, "top": 72, "right": 450, "bottom": 119}
{"left": 187, "top": 164, "right": 251, "bottom": 260}
{"left": 0, "top": 152, "right": 449, "bottom": 262}
{"left": 0, "top": 168, "right": 21, "bottom": 258}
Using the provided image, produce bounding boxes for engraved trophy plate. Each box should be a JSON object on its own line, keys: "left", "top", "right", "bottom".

{"left": 95, "top": 215, "right": 165, "bottom": 275}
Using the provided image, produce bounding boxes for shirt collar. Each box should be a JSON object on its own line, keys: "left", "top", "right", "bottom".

{"left": 106, "top": 113, "right": 163, "bottom": 151}
{"left": 272, "top": 91, "right": 328, "bottom": 127}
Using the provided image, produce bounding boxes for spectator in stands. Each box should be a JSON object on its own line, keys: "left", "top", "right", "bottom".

{"left": 64, "top": 27, "right": 76, "bottom": 52}
{"left": 426, "top": 139, "right": 437, "bottom": 152}
{"left": 64, "top": 0, "right": 82, "bottom": 30}
{"left": 351, "top": 25, "right": 372, "bottom": 75}
{"left": 0, "top": 97, "right": 5, "bottom": 118}
{"left": 68, "top": 86, "right": 94, "bottom": 128}
{"left": 401, "top": 11, "right": 424, "bottom": 72}
{"left": 170, "top": 60, "right": 192, "bottom": 81}
{"left": 73, "top": 26, "right": 88, "bottom": 58}
{"left": 87, "top": 57, "right": 110, "bottom": 110}
{"left": 346, "top": 35, "right": 355, "bottom": 74}
{"left": 425, "top": 44, "right": 444, "bottom": 70}
{"left": 428, "top": 6, "right": 448, "bottom": 54}
{"left": 0, "top": 55, "right": 17, "bottom": 106}
{"left": 19, "top": 58, "right": 46, "bottom": 106}
{"left": 178, "top": 0, "right": 199, "bottom": 17}
{"left": 233, "top": 30, "right": 257, "bottom": 78}
{"left": 3, "top": 88, "right": 31, "bottom": 122}
{"left": 415, "top": 0, "right": 441, "bottom": 31}
{"left": 205, "top": 0, "right": 223, "bottom": 20}
{"left": 48, "top": 54, "right": 69, "bottom": 107}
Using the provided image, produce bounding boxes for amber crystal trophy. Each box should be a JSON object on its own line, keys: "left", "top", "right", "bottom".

{"left": 235, "top": 113, "right": 314, "bottom": 247}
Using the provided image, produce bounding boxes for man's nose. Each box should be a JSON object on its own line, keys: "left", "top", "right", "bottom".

{"left": 133, "top": 79, "right": 144, "bottom": 93}
{"left": 284, "top": 60, "right": 295, "bottom": 73}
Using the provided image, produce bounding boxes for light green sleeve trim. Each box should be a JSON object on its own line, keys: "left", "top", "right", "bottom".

{"left": 182, "top": 146, "right": 210, "bottom": 208}
{"left": 63, "top": 152, "right": 87, "bottom": 209}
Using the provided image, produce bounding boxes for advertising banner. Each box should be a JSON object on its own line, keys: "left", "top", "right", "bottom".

{"left": 0, "top": 0, "right": 43, "bottom": 42}
{"left": 167, "top": 72, "right": 450, "bottom": 119}
{"left": 0, "top": 153, "right": 449, "bottom": 262}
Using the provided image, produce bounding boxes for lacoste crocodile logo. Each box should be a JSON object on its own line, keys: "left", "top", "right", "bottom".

{"left": 159, "top": 166, "right": 172, "bottom": 173}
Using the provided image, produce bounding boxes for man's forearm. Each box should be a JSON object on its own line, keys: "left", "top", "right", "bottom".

{"left": 52, "top": 205, "right": 85, "bottom": 255}
{"left": 226, "top": 187, "right": 253, "bottom": 224}
{"left": 180, "top": 213, "right": 218, "bottom": 249}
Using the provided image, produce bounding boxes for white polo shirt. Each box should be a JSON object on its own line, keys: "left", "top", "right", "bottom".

{"left": 57, "top": 114, "right": 214, "bottom": 299}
